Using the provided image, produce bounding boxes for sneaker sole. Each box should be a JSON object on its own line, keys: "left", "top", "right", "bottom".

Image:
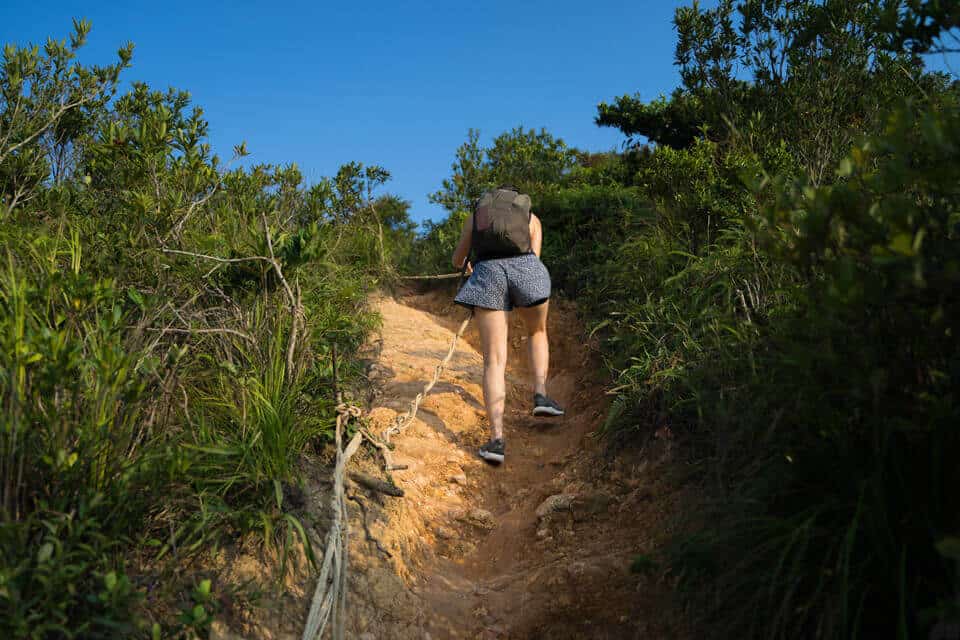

{"left": 532, "top": 406, "right": 565, "bottom": 417}
{"left": 479, "top": 450, "right": 504, "bottom": 464}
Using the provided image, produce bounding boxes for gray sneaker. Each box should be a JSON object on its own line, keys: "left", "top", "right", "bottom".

{"left": 532, "top": 393, "right": 565, "bottom": 417}
{"left": 479, "top": 438, "right": 504, "bottom": 464}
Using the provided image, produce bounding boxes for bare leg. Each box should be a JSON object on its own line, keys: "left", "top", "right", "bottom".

{"left": 475, "top": 308, "right": 508, "bottom": 440}
{"left": 517, "top": 301, "right": 549, "bottom": 396}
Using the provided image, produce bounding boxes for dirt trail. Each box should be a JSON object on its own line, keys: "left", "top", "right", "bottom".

{"left": 340, "top": 290, "right": 689, "bottom": 640}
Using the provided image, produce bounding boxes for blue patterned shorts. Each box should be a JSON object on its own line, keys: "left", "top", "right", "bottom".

{"left": 454, "top": 253, "right": 551, "bottom": 311}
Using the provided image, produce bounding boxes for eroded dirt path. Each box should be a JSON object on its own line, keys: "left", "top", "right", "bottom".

{"left": 343, "top": 290, "right": 689, "bottom": 640}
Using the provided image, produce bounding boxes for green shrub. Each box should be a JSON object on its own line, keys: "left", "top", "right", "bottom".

{"left": 0, "top": 22, "right": 404, "bottom": 634}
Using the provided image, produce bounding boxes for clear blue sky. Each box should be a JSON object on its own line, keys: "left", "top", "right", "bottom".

{"left": 1, "top": 1, "right": 956, "bottom": 225}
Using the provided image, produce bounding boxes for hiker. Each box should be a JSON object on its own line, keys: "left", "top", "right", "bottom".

{"left": 451, "top": 185, "right": 565, "bottom": 464}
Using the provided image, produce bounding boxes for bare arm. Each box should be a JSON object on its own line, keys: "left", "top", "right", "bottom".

{"left": 529, "top": 213, "right": 543, "bottom": 257}
{"left": 452, "top": 213, "right": 473, "bottom": 270}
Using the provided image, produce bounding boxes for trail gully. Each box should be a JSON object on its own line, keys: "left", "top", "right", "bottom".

{"left": 330, "top": 289, "right": 690, "bottom": 640}
{"left": 214, "top": 288, "right": 690, "bottom": 639}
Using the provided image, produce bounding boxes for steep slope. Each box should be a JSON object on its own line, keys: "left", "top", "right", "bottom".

{"left": 338, "top": 289, "right": 691, "bottom": 640}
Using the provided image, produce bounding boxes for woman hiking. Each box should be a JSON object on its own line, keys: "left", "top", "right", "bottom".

{"left": 451, "top": 185, "right": 565, "bottom": 465}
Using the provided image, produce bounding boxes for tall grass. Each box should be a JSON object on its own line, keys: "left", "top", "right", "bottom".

{"left": 0, "top": 228, "right": 154, "bottom": 636}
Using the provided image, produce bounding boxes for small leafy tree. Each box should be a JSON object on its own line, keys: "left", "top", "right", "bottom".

{"left": 412, "top": 126, "right": 577, "bottom": 275}
{"left": 429, "top": 126, "right": 576, "bottom": 214}
{"left": 0, "top": 19, "right": 131, "bottom": 211}
{"left": 428, "top": 128, "right": 487, "bottom": 214}
{"left": 597, "top": 0, "right": 930, "bottom": 184}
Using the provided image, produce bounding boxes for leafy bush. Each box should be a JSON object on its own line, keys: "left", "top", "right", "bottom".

{"left": 416, "top": 2, "right": 960, "bottom": 637}
{"left": 590, "top": 3, "right": 959, "bottom": 636}
{"left": 0, "top": 22, "right": 407, "bottom": 635}
{"left": 0, "top": 231, "right": 149, "bottom": 637}
{"left": 406, "top": 126, "right": 578, "bottom": 276}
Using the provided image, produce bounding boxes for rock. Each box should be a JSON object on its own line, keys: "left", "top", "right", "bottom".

{"left": 486, "top": 575, "right": 513, "bottom": 592}
{"left": 449, "top": 472, "right": 467, "bottom": 485}
{"left": 563, "top": 481, "right": 589, "bottom": 495}
{"left": 457, "top": 540, "right": 477, "bottom": 555}
{"left": 572, "top": 492, "right": 616, "bottom": 521}
{"left": 434, "top": 526, "right": 454, "bottom": 540}
{"left": 481, "top": 625, "right": 507, "bottom": 638}
{"left": 462, "top": 508, "right": 496, "bottom": 529}
{"left": 535, "top": 494, "right": 576, "bottom": 519}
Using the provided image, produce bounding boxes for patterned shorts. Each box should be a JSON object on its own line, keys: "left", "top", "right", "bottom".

{"left": 454, "top": 253, "right": 551, "bottom": 311}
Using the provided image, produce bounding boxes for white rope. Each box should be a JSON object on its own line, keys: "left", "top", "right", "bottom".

{"left": 302, "top": 311, "right": 472, "bottom": 640}
{"left": 302, "top": 405, "right": 362, "bottom": 640}
{"left": 383, "top": 315, "right": 471, "bottom": 444}
{"left": 398, "top": 272, "right": 462, "bottom": 280}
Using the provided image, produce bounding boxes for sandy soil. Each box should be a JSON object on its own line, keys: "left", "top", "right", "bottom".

{"left": 213, "top": 288, "right": 691, "bottom": 640}
{"left": 341, "top": 290, "right": 691, "bottom": 640}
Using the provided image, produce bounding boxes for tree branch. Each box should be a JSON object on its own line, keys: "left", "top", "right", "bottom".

{"left": 0, "top": 94, "right": 94, "bottom": 165}
{"left": 132, "top": 326, "right": 256, "bottom": 342}
{"left": 159, "top": 248, "right": 275, "bottom": 265}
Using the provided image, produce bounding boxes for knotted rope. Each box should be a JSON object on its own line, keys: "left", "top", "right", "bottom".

{"left": 302, "top": 310, "right": 472, "bottom": 640}
{"left": 301, "top": 403, "right": 362, "bottom": 640}
{"left": 384, "top": 315, "right": 471, "bottom": 444}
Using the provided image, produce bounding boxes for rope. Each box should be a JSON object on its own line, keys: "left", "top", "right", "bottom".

{"left": 398, "top": 272, "right": 462, "bottom": 280}
{"left": 383, "top": 315, "right": 471, "bottom": 444}
{"left": 301, "top": 311, "right": 472, "bottom": 640}
{"left": 301, "top": 404, "right": 362, "bottom": 640}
